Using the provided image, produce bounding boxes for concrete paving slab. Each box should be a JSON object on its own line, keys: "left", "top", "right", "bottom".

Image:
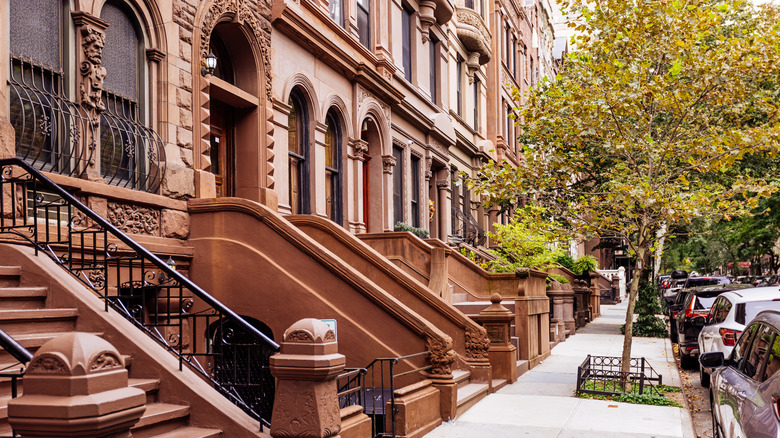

{"left": 423, "top": 300, "right": 695, "bottom": 438}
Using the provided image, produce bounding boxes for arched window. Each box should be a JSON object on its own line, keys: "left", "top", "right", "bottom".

{"left": 325, "top": 111, "right": 342, "bottom": 224}
{"left": 288, "top": 91, "right": 310, "bottom": 214}
{"left": 99, "top": 0, "right": 164, "bottom": 192}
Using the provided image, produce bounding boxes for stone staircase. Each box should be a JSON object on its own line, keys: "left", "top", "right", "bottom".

{"left": 0, "top": 264, "right": 223, "bottom": 437}
{"left": 452, "top": 369, "right": 490, "bottom": 417}
{"left": 452, "top": 300, "right": 531, "bottom": 377}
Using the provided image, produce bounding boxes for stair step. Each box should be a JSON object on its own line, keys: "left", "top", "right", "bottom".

{"left": 452, "top": 369, "right": 471, "bottom": 389}
{"left": 153, "top": 426, "right": 222, "bottom": 438}
{"left": 0, "top": 287, "right": 48, "bottom": 309}
{"left": 131, "top": 403, "right": 190, "bottom": 437}
{"left": 0, "top": 309, "right": 78, "bottom": 335}
{"left": 516, "top": 359, "right": 530, "bottom": 377}
{"left": 491, "top": 378, "right": 508, "bottom": 392}
{"left": 456, "top": 382, "right": 489, "bottom": 417}
{"left": 0, "top": 267, "right": 21, "bottom": 287}
{"left": 129, "top": 378, "right": 161, "bottom": 404}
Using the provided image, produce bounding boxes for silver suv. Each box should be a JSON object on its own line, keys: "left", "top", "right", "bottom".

{"left": 700, "top": 310, "right": 780, "bottom": 438}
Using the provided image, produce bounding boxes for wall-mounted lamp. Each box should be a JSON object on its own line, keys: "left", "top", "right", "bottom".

{"left": 201, "top": 50, "right": 218, "bottom": 76}
{"left": 158, "top": 256, "right": 177, "bottom": 284}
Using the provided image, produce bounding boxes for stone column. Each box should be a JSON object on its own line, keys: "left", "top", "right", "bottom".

{"left": 435, "top": 178, "right": 450, "bottom": 242}
{"left": 382, "top": 154, "right": 397, "bottom": 230}
{"left": 473, "top": 294, "right": 517, "bottom": 383}
{"left": 546, "top": 283, "right": 569, "bottom": 343}
{"left": 270, "top": 318, "right": 345, "bottom": 438}
{"left": 8, "top": 333, "right": 146, "bottom": 437}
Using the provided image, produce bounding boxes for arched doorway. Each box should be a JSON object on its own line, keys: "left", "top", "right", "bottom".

{"left": 207, "top": 316, "right": 275, "bottom": 422}
{"left": 206, "top": 22, "right": 261, "bottom": 199}
{"left": 360, "top": 117, "right": 383, "bottom": 232}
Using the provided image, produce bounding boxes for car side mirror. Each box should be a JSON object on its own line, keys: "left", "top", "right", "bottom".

{"left": 691, "top": 316, "right": 707, "bottom": 327}
{"left": 700, "top": 351, "right": 725, "bottom": 369}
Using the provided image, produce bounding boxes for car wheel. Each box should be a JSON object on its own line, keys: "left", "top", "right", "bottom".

{"left": 711, "top": 393, "right": 723, "bottom": 438}
{"left": 680, "top": 350, "right": 696, "bottom": 369}
{"left": 699, "top": 363, "right": 710, "bottom": 387}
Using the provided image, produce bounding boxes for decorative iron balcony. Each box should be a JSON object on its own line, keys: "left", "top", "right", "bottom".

{"left": 8, "top": 56, "right": 165, "bottom": 194}
{"left": 8, "top": 56, "right": 94, "bottom": 178}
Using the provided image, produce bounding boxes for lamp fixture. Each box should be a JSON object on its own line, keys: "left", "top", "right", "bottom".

{"left": 202, "top": 50, "right": 218, "bottom": 76}
{"left": 158, "top": 256, "right": 177, "bottom": 284}
{"left": 361, "top": 119, "right": 369, "bottom": 132}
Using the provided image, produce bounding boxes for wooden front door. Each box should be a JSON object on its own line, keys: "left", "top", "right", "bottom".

{"left": 362, "top": 153, "right": 371, "bottom": 231}
{"left": 209, "top": 103, "right": 234, "bottom": 197}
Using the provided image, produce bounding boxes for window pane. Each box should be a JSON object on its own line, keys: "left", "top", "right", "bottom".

{"left": 393, "top": 147, "right": 403, "bottom": 225}
{"left": 325, "top": 119, "right": 333, "bottom": 168}
{"left": 288, "top": 100, "right": 298, "bottom": 155}
{"left": 744, "top": 325, "right": 773, "bottom": 380}
{"left": 101, "top": 1, "right": 140, "bottom": 99}
{"left": 411, "top": 155, "right": 420, "bottom": 227}
{"left": 429, "top": 39, "right": 437, "bottom": 103}
{"left": 329, "top": 0, "right": 343, "bottom": 26}
{"left": 763, "top": 335, "right": 780, "bottom": 381}
{"left": 732, "top": 322, "right": 759, "bottom": 369}
{"left": 402, "top": 7, "right": 412, "bottom": 81}
{"left": 358, "top": 4, "right": 371, "bottom": 48}
{"left": 326, "top": 171, "right": 334, "bottom": 219}
{"left": 10, "top": 0, "right": 60, "bottom": 68}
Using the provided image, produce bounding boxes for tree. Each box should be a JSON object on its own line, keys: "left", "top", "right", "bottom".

{"left": 468, "top": 0, "right": 780, "bottom": 378}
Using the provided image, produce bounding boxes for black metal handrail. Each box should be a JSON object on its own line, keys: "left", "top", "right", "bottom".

{"left": 343, "top": 351, "right": 431, "bottom": 438}
{"left": 0, "top": 327, "right": 32, "bottom": 438}
{"left": 0, "top": 157, "right": 280, "bottom": 428}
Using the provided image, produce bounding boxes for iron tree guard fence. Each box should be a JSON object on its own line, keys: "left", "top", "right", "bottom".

{"left": 0, "top": 158, "right": 280, "bottom": 428}
{"left": 576, "top": 355, "right": 663, "bottom": 396}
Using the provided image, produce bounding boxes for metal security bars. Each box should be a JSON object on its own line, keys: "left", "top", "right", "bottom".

{"left": 100, "top": 92, "right": 165, "bottom": 193}
{"left": 0, "top": 158, "right": 279, "bottom": 428}
{"left": 337, "top": 351, "right": 431, "bottom": 437}
{"left": 8, "top": 56, "right": 94, "bottom": 178}
{"left": 576, "top": 355, "right": 663, "bottom": 396}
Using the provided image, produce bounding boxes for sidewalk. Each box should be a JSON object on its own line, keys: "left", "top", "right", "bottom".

{"left": 425, "top": 301, "right": 696, "bottom": 438}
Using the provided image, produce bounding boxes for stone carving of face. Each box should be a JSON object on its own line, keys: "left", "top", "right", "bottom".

{"left": 84, "top": 29, "right": 105, "bottom": 65}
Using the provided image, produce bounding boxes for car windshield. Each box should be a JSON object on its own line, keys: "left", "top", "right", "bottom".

{"left": 695, "top": 295, "right": 719, "bottom": 310}
{"left": 735, "top": 300, "right": 780, "bottom": 325}
{"left": 686, "top": 277, "right": 731, "bottom": 287}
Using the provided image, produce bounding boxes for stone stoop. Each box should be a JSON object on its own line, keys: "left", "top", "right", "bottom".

{"left": 0, "top": 265, "right": 223, "bottom": 438}
{"left": 453, "top": 369, "right": 489, "bottom": 418}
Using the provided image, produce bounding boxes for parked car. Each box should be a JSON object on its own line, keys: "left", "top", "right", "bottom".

{"left": 675, "top": 286, "right": 735, "bottom": 368}
{"left": 663, "top": 279, "right": 689, "bottom": 312}
{"left": 683, "top": 276, "right": 733, "bottom": 289}
{"left": 700, "top": 310, "right": 780, "bottom": 438}
{"left": 696, "top": 287, "right": 780, "bottom": 386}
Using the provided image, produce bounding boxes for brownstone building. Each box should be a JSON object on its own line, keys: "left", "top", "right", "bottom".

{"left": 0, "top": 0, "right": 567, "bottom": 435}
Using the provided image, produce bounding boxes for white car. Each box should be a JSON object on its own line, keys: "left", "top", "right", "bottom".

{"left": 697, "top": 286, "right": 780, "bottom": 387}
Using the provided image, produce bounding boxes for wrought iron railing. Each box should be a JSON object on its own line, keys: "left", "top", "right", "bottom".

{"left": 0, "top": 158, "right": 280, "bottom": 428}
{"left": 338, "top": 351, "right": 431, "bottom": 437}
{"left": 0, "top": 328, "right": 32, "bottom": 438}
{"left": 8, "top": 56, "right": 94, "bottom": 178}
{"left": 451, "top": 206, "right": 486, "bottom": 247}
{"left": 99, "top": 92, "right": 165, "bottom": 193}
{"left": 576, "top": 355, "right": 662, "bottom": 397}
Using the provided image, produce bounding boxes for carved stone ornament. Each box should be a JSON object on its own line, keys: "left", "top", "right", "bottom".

{"left": 107, "top": 202, "right": 160, "bottom": 235}
{"left": 357, "top": 86, "right": 391, "bottom": 122}
{"left": 271, "top": 380, "right": 341, "bottom": 438}
{"left": 79, "top": 25, "right": 107, "bottom": 122}
{"left": 382, "top": 155, "right": 397, "bottom": 174}
{"left": 89, "top": 352, "right": 123, "bottom": 372}
{"left": 200, "top": 0, "right": 273, "bottom": 100}
{"left": 350, "top": 139, "right": 369, "bottom": 161}
{"left": 436, "top": 178, "right": 450, "bottom": 189}
{"left": 27, "top": 355, "right": 68, "bottom": 375}
{"left": 464, "top": 328, "right": 490, "bottom": 360}
{"left": 285, "top": 330, "right": 315, "bottom": 343}
{"left": 426, "top": 335, "right": 455, "bottom": 376}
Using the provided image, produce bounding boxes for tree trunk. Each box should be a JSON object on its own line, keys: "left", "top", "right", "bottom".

{"left": 621, "top": 245, "right": 646, "bottom": 390}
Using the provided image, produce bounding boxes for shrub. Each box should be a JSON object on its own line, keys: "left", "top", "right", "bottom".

{"left": 548, "top": 273, "right": 570, "bottom": 284}
{"left": 572, "top": 254, "right": 599, "bottom": 275}
{"left": 557, "top": 254, "right": 575, "bottom": 271}
{"left": 485, "top": 213, "right": 566, "bottom": 273}
{"left": 394, "top": 222, "right": 429, "bottom": 238}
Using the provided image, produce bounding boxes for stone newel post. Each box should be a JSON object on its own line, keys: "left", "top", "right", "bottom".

{"left": 270, "top": 318, "right": 346, "bottom": 438}
{"left": 8, "top": 333, "right": 146, "bottom": 437}
{"left": 473, "top": 293, "right": 518, "bottom": 383}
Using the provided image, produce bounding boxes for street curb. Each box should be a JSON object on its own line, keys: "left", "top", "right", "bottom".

{"left": 668, "top": 338, "right": 698, "bottom": 438}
